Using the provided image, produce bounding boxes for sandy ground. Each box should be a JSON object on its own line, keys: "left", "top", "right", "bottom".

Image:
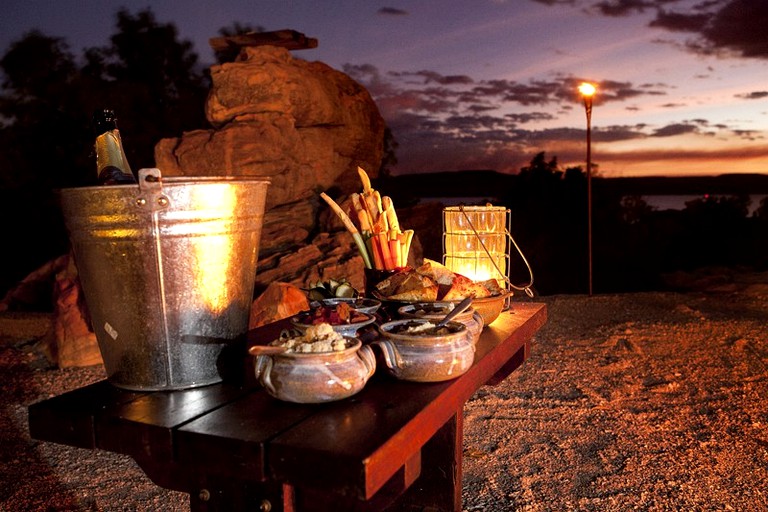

{"left": 2, "top": 284, "right": 768, "bottom": 511}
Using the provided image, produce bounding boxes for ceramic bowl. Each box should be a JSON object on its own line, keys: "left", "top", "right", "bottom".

{"left": 372, "top": 319, "right": 476, "bottom": 382}
{"left": 249, "top": 338, "right": 376, "bottom": 403}
{"left": 310, "top": 297, "right": 382, "bottom": 315}
{"left": 459, "top": 292, "right": 512, "bottom": 325}
{"left": 397, "top": 302, "right": 484, "bottom": 343}
{"left": 291, "top": 310, "right": 376, "bottom": 338}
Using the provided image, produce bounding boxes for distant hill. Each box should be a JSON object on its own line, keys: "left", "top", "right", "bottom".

{"left": 378, "top": 171, "right": 768, "bottom": 201}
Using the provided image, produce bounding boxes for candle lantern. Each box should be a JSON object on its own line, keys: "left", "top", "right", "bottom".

{"left": 442, "top": 204, "right": 534, "bottom": 298}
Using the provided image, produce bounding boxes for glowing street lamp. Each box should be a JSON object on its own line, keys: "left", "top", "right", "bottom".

{"left": 578, "top": 82, "right": 596, "bottom": 296}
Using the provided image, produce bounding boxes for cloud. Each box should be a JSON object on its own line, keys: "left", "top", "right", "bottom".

{"left": 646, "top": 0, "right": 768, "bottom": 59}
{"left": 593, "top": 0, "right": 667, "bottom": 17}
{"left": 377, "top": 7, "right": 409, "bottom": 16}
{"left": 345, "top": 60, "right": 697, "bottom": 173}
{"left": 540, "top": 1, "right": 768, "bottom": 60}
{"left": 736, "top": 90, "right": 768, "bottom": 99}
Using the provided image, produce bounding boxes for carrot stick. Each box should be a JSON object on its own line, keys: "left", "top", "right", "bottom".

{"left": 389, "top": 238, "right": 401, "bottom": 268}
{"left": 377, "top": 232, "right": 394, "bottom": 269}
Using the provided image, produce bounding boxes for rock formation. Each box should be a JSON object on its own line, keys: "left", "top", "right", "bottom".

{"left": 155, "top": 45, "right": 388, "bottom": 294}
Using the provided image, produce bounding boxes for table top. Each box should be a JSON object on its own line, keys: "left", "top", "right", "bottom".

{"left": 28, "top": 301, "right": 547, "bottom": 504}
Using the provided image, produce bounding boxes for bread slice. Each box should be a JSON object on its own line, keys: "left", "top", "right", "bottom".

{"left": 478, "top": 278, "right": 505, "bottom": 296}
{"left": 374, "top": 268, "right": 412, "bottom": 296}
{"left": 416, "top": 258, "right": 457, "bottom": 285}
{"left": 388, "top": 284, "right": 439, "bottom": 301}
{"left": 441, "top": 279, "right": 494, "bottom": 300}
{"left": 376, "top": 268, "right": 439, "bottom": 301}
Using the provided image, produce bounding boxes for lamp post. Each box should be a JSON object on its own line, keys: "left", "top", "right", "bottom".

{"left": 578, "top": 82, "right": 596, "bottom": 297}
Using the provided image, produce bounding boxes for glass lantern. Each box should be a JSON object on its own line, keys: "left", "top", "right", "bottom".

{"left": 442, "top": 203, "right": 535, "bottom": 297}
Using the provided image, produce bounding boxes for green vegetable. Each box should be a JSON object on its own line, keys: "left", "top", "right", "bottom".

{"left": 307, "top": 278, "right": 360, "bottom": 299}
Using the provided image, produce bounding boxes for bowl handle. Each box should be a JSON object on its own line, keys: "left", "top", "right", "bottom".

{"left": 357, "top": 344, "right": 377, "bottom": 378}
{"left": 473, "top": 310, "right": 485, "bottom": 330}
{"left": 371, "top": 339, "right": 401, "bottom": 370}
{"left": 253, "top": 355, "right": 276, "bottom": 394}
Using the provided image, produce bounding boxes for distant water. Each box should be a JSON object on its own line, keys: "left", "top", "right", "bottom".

{"left": 642, "top": 194, "right": 767, "bottom": 214}
{"left": 417, "top": 194, "right": 767, "bottom": 215}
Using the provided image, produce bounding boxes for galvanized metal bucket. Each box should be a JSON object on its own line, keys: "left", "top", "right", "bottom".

{"left": 59, "top": 168, "right": 270, "bottom": 390}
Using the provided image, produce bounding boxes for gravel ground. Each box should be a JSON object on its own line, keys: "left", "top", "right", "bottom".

{"left": 2, "top": 284, "right": 767, "bottom": 511}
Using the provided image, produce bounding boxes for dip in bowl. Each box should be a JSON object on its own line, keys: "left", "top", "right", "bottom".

{"left": 291, "top": 303, "right": 376, "bottom": 337}
{"left": 372, "top": 319, "right": 476, "bottom": 382}
{"left": 249, "top": 323, "right": 376, "bottom": 403}
{"left": 398, "top": 301, "right": 483, "bottom": 343}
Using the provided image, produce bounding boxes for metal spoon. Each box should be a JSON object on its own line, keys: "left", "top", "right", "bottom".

{"left": 435, "top": 296, "right": 473, "bottom": 328}
{"left": 248, "top": 344, "right": 288, "bottom": 356}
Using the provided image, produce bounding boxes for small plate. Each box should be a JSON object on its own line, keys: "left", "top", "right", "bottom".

{"left": 310, "top": 297, "right": 382, "bottom": 315}
{"left": 291, "top": 311, "right": 377, "bottom": 337}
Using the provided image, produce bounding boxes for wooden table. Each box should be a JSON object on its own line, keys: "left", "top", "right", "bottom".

{"left": 28, "top": 302, "right": 546, "bottom": 512}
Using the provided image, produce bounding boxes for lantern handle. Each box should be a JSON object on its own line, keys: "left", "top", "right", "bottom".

{"left": 457, "top": 204, "right": 535, "bottom": 298}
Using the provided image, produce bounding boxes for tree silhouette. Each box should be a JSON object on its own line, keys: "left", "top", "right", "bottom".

{"left": 81, "top": 8, "right": 210, "bottom": 171}
{"left": 0, "top": 8, "right": 211, "bottom": 299}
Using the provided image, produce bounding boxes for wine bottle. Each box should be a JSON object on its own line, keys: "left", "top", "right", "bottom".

{"left": 93, "top": 109, "right": 137, "bottom": 185}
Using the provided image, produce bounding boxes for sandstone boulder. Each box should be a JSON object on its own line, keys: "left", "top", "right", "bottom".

{"left": 155, "top": 46, "right": 385, "bottom": 207}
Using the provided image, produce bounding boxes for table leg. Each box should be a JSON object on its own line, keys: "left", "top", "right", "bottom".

{"left": 283, "top": 413, "right": 463, "bottom": 512}
{"left": 384, "top": 411, "right": 463, "bottom": 512}
{"left": 188, "top": 475, "right": 283, "bottom": 512}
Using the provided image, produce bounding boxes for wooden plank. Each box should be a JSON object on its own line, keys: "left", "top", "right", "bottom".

{"left": 27, "top": 380, "right": 144, "bottom": 448}
{"left": 95, "top": 382, "right": 248, "bottom": 458}
{"left": 175, "top": 390, "right": 320, "bottom": 481}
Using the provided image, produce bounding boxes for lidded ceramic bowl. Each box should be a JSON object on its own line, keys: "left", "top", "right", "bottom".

{"left": 372, "top": 319, "right": 475, "bottom": 382}
{"left": 397, "top": 302, "right": 483, "bottom": 343}
{"left": 249, "top": 337, "right": 376, "bottom": 403}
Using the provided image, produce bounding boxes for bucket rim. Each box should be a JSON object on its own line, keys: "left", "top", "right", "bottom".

{"left": 57, "top": 175, "right": 271, "bottom": 192}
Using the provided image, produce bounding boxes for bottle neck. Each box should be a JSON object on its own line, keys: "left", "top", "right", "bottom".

{"left": 95, "top": 128, "right": 135, "bottom": 185}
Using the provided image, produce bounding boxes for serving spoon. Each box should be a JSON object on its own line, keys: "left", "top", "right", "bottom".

{"left": 435, "top": 296, "right": 473, "bottom": 328}
{"left": 248, "top": 344, "right": 288, "bottom": 356}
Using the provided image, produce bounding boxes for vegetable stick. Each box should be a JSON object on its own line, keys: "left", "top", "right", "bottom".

{"left": 403, "top": 229, "right": 414, "bottom": 265}
{"left": 320, "top": 192, "right": 373, "bottom": 269}
{"left": 366, "top": 235, "right": 383, "bottom": 269}
{"left": 396, "top": 231, "right": 407, "bottom": 267}
{"left": 357, "top": 166, "right": 373, "bottom": 193}
{"left": 373, "top": 190, "right": 384, "bottom": 218}
{"left": 376, "top": 232, "right": 394, "bottom": 269}
{"left": 351, "top": 193, "right": 372, "bottom": 232}
{"left": 389, "top": 238, "right": 401, "bottom": 268}
{"left": 382, "top": 196, "right": 400, "bottom": 232}
{"left": 373, "top": 211, "right": 388, "bottom": 235}
{"left": 362, "top": 193, "right": 382, "bottom": 232}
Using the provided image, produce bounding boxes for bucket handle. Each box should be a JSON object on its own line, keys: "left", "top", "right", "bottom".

{"left": 135, "top": 168, "right": 171, "bottom": 212}
{"left": 457, "top": 204, "right": 535, "bottom": 298}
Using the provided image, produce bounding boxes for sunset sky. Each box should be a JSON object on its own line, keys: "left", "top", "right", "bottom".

{"left": 2, "top": 0, "right": 768, "bottom": 178}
